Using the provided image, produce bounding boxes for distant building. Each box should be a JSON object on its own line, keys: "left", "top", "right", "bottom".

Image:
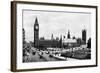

{"left": 82, "top": 29, "right": 86, "bottom": 44}
{"left": 38, "top": 39, "right": 61, "bottom": 48}
{"left": 40, "top": 37, "right": 45, "bottom": 40}
{"left": 56, "top": 37, "right": 59, "bottom": 41}
{"left": 62, "top": 38, "right": 77, "bottom": 48}
{"left": 76, "top": 38, "right": 84, "bottom": 46}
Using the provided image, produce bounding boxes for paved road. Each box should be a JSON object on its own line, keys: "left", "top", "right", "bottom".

{"left": 23, "top": 47, "right": 79, "bottom": 62}
{"left": 23, "top": 51, "right": 66, "bottom": 62}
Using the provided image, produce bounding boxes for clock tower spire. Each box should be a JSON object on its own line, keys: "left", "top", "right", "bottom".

{"left": 34, "top": 17, "right": 39, "bottom": 48}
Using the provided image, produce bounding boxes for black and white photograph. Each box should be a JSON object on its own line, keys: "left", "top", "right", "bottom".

{"left": 11, "top": 1, "right": 97, "bottom": 71}
{"left": 23, "top": 10, "right": 91, "bottom": 63}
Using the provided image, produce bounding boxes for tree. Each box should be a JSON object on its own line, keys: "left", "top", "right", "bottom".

{"left": 87, "top": 38, "right": 91, "bottom": 48}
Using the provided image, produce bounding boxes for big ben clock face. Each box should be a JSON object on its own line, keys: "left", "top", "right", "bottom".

{"left": 35, "top": 25, "right": 39, "bottom": 30}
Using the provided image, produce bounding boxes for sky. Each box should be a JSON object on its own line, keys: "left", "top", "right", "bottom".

{"left": 23, "top": 10, "right": 91, "bottom": 42}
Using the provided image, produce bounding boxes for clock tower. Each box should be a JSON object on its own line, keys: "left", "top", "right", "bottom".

{"left": 34, "top": 17, "right": 39, "bottom": 48}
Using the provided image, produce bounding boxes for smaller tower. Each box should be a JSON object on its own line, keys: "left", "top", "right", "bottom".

{"left": 59, "top": 35, "right": 62, "bottom": 48}
{"left": 23, "top": 28, "right": 26, "bottom": 44}
{"left": 23, "top": 28, "right": 25, "bottom": 41}
{"left": 82, "top": 29, "right": 86, "bottom": 44}
{"left": 67, "top": 30, "right": 70, "bottom": 39}
{"left": 51, "top": 34, "right": 54, "bottom": 40}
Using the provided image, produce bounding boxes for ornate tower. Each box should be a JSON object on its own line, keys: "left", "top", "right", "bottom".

{"left": 59, "top": 35, "right": 62, "bottom": 48}
{"left": 51, "top": 34, "right": 54, "bottom": 40}
{"left": 34, "top": 17, "right": 39, "bottom": 48}
{"left": 82, "top": 29, "right": 86, "bottom": 44}
{"left": 67, "top": 30, "right": 70, "bottom": 39}
{"left": 23, "top": 28, "right": 25, "bottom": 44}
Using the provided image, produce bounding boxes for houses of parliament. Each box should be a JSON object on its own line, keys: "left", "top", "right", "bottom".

{"left": 33, "top": 17, "right": 86, "bottom": 48}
